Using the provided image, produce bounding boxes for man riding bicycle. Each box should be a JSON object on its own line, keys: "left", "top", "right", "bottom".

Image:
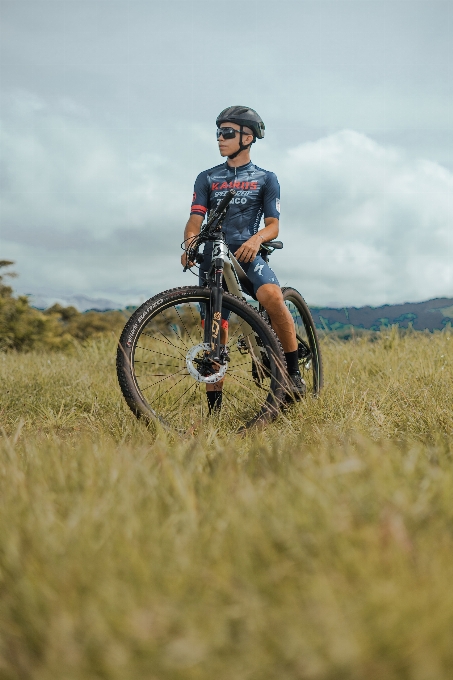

{"left": 181, "top": 105, "right": 305, "bottom": 412}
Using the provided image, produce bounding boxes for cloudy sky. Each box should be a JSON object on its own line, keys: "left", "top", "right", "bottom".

{"left": 1, "top": 0, "right": 452, "bottom": 307}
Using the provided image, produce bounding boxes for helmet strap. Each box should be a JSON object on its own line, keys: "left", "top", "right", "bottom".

{"left": 228, "top": 126, "right": 253, "bottom": 160}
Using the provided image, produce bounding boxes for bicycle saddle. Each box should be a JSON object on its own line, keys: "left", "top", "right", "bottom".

{"left": 262, "top": 240, "right": 283, "bottom": 249}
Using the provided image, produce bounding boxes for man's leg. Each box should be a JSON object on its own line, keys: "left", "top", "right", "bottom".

{"left": 231, "top": 243, "right": 306, "bottom": 397}
{"left": 206, "top": 325, "right": 228, "bottom": 413}
{"left": 256, "top": 283, "right": 306, "bottom": 397}
{"left": 256, "top": 283, "right": 297, "bottom": 352}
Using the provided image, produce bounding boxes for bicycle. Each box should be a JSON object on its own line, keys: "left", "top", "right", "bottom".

{"left": 117, "top": 190, "right": 323, "bottom": 432}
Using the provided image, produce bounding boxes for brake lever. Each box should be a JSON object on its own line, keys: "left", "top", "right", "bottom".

{"left": 183, "top": 252, "right": 193, "bottom": 272}
{"left": 183, "top": 190, "right": 235, "bottom": 271}
{"left": 183, "top": 245, "right": 199, "bottom": 272}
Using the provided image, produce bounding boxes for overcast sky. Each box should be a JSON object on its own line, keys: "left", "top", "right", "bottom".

{"left": 1, "top": 0, "right": 452, "bottom": 307}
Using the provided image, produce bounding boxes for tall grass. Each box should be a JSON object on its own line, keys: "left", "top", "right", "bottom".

{"left": 0, "top": 329, "right": 452, "bottom": 679}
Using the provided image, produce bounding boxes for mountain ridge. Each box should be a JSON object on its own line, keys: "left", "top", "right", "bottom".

{"left": 29, "top": 293, "right": 453, "bottom": 332}
{"left": 310, "top": 297, "right": 453, "bottom": 332}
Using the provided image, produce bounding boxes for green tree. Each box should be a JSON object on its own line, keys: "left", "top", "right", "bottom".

{"left": 0, "top": 261, "right": 128, "bottom": 351}
{"left": 44, "top": 304, "right": 127, "bottom": 341}
{"left": 0, "top": 262, "right": 72, "bottom": 351}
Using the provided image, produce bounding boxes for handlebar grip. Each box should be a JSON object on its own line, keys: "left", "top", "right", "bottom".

{"left": 216, "top": 189, "right": 236, "bottom": 214}
{"left": 183, "top": 250, "right": 194, "bottom": 272}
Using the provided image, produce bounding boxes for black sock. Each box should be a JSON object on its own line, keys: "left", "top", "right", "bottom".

{"left": 207, "top": 390, "right": 223, "bottom": 413}
{"left": 285, "top": 350, "right": 299, "bottom": 374}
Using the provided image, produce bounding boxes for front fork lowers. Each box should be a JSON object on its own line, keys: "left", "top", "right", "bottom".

{"left": 209, "top": 268, "right": 224, "bottom": 361}
{"left": 204, "top": 237, "right": 228, "bottom": 364}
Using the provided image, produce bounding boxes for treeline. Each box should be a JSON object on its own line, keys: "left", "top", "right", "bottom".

{"left": 0, "top": 261, "right": 127, "bottom": 351}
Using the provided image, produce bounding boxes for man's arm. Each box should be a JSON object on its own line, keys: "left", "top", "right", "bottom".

{"left": 181, "top": 214, "right": 204, "bottom": 268}
{"left": 234, "top": 217, "right": 279, "bottom": 263}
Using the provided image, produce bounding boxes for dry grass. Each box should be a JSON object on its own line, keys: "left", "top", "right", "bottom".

{"left": 0, "top": 328, "right": 452, "bottom": 679}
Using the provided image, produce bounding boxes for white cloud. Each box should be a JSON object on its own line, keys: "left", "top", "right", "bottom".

{"left": 1, "top": 94, "right": 452, "bottom": 307}
{"left": 273, "top": 130, "right": 453, "bottom": 305}
{"left": 0, "top": 92, "right": 194, "bottom": 302}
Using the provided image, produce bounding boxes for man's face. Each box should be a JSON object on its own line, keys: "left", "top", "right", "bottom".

{"left": 217, "top": 122, "right": 253, "bottom": 157}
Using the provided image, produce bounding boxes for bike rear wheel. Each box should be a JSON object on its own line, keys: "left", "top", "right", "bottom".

{"left": 281, "top": 287, "right": 323, "bottom": 396}
{"left": 117, "top": 287, "right": 286, "bottom": 432}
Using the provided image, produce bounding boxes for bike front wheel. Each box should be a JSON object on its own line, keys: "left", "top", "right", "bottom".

{"left": 117, "top": 286, "right": 286, "bottom": 432}
{"left": 281, "top": 287, "right": 323, "bottom": 396}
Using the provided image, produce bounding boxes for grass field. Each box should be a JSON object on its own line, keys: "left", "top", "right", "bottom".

{"left": 1, "top": 328, "right": 452, "bottom": 679}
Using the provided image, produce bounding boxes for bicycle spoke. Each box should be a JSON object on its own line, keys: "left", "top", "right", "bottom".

{"left": 158, "top": 328, "right": 187, "bottom": 353}
{"left": 148, "top": 374, "right": 191, "bottom": 407}
{"left": 173, "top": 306, "right": 196, "bottom": 346}
{"left": 160, "top": 310, "right": 190, "bottom": 351}
{"left": 227, "top": 371, "right": 269, "bottom": 400}
{"left": 142, "top": 373, "right": 181, "bottom": 377}
{"left": 135, "top": 345, "right": 187, "bottom": 361}
{"left": 134, "top": 360, "right": 183, "bottom": 369}
{"left": 228, "top": 317, "right": 255, "bottom": 345}
{"left": 188, "top": 304, "right": 204, "bottom": 341}
{"left": 140, "top": 334, "right": 186, "bottom": 359}
{"left": 231, "top": 371, "right": 268, "bottom": 385}
{"left": 162, "top": 380, "right": 200, "bottom": 418}
{"left": 140, "top": 366, "right": 189, "bottom": 393}
{"left": 222, "top": 387, "right": 256, "bottom": 412}
{"left": 229, "top": 347, "right": 263, "bottom": 365}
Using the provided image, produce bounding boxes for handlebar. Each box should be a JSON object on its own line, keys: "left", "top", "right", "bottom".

{"left": 215, "top": 188, "right": 236, "bottom": 215}
{"left": 183, "top": 189, "right": 236, "bottom": 271}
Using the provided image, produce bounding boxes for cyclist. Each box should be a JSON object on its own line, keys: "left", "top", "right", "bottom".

{"left": 181, "top": 105, "right": 305, "bottom": 412}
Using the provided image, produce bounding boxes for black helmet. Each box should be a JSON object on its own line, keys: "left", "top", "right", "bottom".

{"left": 216, "top": 106, "right": 265, "bottom": 140}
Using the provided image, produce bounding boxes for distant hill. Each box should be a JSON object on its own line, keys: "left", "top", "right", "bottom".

{"left": 29, "top": 293, "right": 122, "bottom": 312}
{"left": 29, "top": 291, "right": 453, "bottom": 333}
{"left": 310, "top": 298, "right": 453, "bottom": 332}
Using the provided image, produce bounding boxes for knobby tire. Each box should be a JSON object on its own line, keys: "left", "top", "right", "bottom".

{"left": 281, "top": 286, "right": 323, "bottom": 396}
{"left": 117, "top": 286, "right": 287, "bottom": 433}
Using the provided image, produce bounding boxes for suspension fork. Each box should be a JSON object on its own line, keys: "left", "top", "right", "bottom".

{"left": 205, "top": 237, "right": 228, "bottom": 362}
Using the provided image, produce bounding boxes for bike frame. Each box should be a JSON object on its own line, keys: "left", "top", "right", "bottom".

{"left": 186, "top": 189, "right": 270, "bottom": 376}
{"left": 204, "top": 233, "right": 264, "bottom": 371}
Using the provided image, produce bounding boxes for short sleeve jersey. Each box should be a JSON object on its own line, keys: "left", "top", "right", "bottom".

{"left": 190, "top": 160, "right": 280, "bottom": 244}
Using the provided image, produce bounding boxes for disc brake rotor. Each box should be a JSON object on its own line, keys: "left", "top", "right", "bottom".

{"left": 186, "top": 343, "right": 228, "bottom": 384}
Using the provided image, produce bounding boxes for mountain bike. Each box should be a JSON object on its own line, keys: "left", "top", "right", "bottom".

{"left": 117, "top": 190, "right": 323, "bottom": 432}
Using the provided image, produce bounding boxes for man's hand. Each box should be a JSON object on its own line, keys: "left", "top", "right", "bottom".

{"left": 234, "top": 218, "right": 279, "bottom": 263}
{"left": 181, "top": 250, "right": 194, "bottom": 268}
{"left": 234, "top": 233, "right": 263, "bottom": 263}
{"left": 181, "top": 215, "right": 203, "bottom": 269}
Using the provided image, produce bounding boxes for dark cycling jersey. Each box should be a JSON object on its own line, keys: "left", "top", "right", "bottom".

{"left": 190, "top": 160, "right": 280, "bottom": 244}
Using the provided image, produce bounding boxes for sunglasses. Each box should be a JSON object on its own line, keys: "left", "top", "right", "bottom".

{"left": 216, "top": 126, "right": 251, "bottom": 140}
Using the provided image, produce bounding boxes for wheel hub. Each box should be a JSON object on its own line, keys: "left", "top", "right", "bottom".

{"left": 186, "top": 343, "right": 228, "bottom": 384}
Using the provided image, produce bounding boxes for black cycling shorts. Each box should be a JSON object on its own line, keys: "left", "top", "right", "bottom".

{"left": 198, "top": 240, "right": 280, "bottom": 322}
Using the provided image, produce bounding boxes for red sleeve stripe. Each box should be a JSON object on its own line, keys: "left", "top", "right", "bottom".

{"left": 191, "top": 204, "right": 207, "bottom": 215}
